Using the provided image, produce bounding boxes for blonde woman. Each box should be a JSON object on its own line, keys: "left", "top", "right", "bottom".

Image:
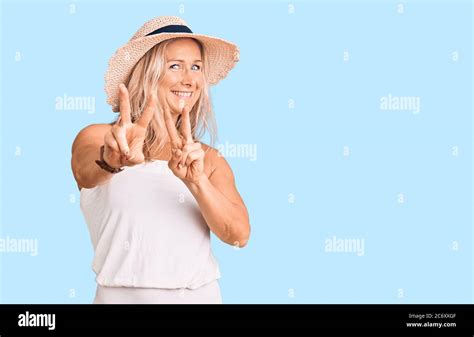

{"left": 71, "top": 16, "right": 250, "bottom": 304}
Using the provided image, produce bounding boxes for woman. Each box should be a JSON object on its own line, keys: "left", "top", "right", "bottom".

{"left": 71, "top": 16, "right": 250, "bottom": 304}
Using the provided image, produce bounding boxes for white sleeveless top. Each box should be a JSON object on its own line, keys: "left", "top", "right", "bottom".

{"left": 79, "top": 160, "right": 221, "bottom": 290}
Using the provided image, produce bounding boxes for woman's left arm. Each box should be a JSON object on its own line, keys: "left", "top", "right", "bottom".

{"left": 184, "top": 151, "right": 251, "bottom": 248}
{"left": 160, "top": 98, "right": 250, "bottom": 247}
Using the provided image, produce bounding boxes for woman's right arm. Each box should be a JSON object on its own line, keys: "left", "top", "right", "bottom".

{"left": 71, "top": 124, "right": 115, "bottom": 190}
{"left": 71, "top": 84, "right": 157, "bottom": 191}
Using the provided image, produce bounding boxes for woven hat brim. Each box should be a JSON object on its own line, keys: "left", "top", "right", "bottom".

{"left": 104, "top": 33, "right": 239, "bottom": 112}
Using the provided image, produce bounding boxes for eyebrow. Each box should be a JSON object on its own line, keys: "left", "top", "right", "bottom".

{"left": 168, "top": 59, "right": 203, "bottom": 63}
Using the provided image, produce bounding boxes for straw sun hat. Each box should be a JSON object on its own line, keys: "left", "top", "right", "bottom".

{"left": 104, "top": 16, "right": 240, "bottom": 112}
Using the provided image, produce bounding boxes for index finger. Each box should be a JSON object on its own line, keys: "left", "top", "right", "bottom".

{"left": 158, "top": 90, "right": 182, "bottom": 148}
{"left": 179, "top": 103, "right": 193, "bottom": 145}
{"left": 118, "top": 84, "right": 132, "bottom": 125}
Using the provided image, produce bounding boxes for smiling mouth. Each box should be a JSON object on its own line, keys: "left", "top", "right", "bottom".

{"left": 171, "top": 91, "right": 193, "bottom": 98}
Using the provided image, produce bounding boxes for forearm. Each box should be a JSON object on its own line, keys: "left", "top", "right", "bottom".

{"left": 185, "top": 176, "right": 250, "bottom": 247}
{"left": 72, "top": 144, "right": 114, "bottom": 189}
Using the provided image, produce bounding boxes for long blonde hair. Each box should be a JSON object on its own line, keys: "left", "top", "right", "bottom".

{"left": 111, "top": 38, "right": 217, "bottom": 161}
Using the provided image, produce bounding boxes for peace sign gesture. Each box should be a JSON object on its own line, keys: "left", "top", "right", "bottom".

{"left": 103, "top": 84, "right": 156, "bottom": 168}
{"left": 159, "top": 91, "right": 206, "bottom": 185}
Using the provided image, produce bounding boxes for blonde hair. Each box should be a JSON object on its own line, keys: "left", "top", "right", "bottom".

{"left": 111, "top": 38, "right": 217, "bottom": 161}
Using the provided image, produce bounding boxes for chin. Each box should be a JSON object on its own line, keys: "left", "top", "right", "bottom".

{"left": 171, "top": 101, "right": 197, "bottom": 114}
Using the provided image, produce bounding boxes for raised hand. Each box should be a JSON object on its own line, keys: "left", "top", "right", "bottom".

{"left": 159, "top": 90, "right": 205, "bottom": 185}
{"left": 103, "top": 84, "right": 156, "bottom": 168}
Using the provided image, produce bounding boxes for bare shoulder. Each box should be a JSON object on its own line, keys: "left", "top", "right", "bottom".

{"left": 200, "top": 142, "right": 218, "bottom": 158}
{"left": 200, "top": 142, "right": 222, "bottom": 163}
{"left": 199, "top": 143, "right": 244, "bottom": 209}
{"left": 199, "top": 142, "right": 218, "bottom": 176}
{"left": 199, "top": 142, "right": 234, "bottom": 180}
{"left": 72, "top": 123, "right": 114, "bottom": 191}
{"left": 75, "top": 123, "right": 112, "bottom": 137}
{"left": 72, "top": 123, "right": 112, "bottom": 153}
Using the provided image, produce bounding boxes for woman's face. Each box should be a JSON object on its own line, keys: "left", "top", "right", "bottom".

{"left": 159, "top": 38, "right": 204, "bottom": 115}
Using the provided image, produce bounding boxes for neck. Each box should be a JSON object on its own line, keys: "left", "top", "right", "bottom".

{"left": 148, "top": 141, "right": 173, "bottom": 161}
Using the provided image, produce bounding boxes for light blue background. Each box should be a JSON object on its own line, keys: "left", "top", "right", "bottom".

{"left": 0, "top": 0, "right": 472, "bottom": 304}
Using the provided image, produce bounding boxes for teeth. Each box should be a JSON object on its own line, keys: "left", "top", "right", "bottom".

{"left": 172, "top": 91, "right": 192, "bottom": 97}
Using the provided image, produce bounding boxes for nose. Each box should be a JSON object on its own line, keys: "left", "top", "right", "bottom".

{"left": 180, "top": 69, "right": 194, "bottom": 88}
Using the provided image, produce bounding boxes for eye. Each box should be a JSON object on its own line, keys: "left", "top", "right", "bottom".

{"left": 170, "top": 64, "right": 180, "bottom": 70}
{"left": 192, "top": 64, "right": 201, "bottom": 71}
